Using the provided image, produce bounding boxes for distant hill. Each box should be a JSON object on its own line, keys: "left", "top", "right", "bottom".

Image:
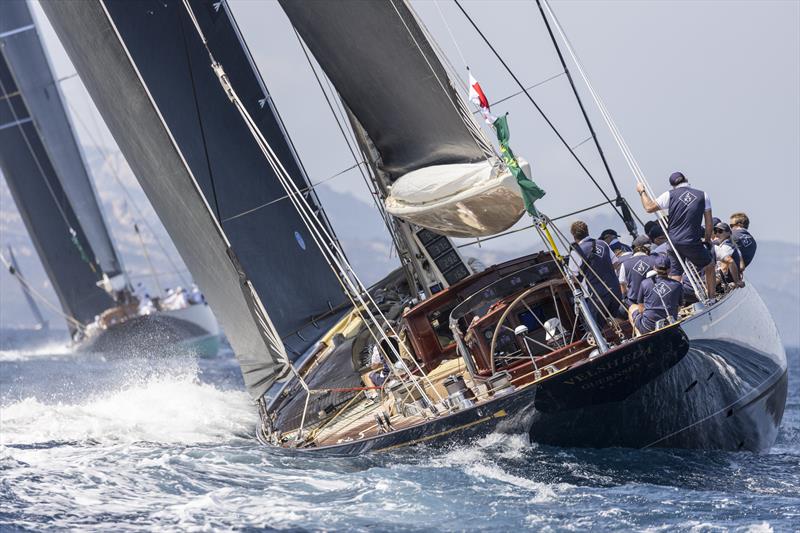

{"left": 2, "top": 148, "right": 797, "bottom": 346}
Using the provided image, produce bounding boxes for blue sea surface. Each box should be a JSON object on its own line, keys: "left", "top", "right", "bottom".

{"left": 1, "top": 331, "right": 797, "bottom": 531}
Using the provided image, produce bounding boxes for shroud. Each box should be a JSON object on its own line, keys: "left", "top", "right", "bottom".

{"left": 40, "top": 0, "right": 347, "bottom": 398}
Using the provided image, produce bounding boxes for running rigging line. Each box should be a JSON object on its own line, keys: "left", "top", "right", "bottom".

{"left": 452, "top": 0, "right": 636, "bottom": 232}
{"left": 537, "top": 0, "right": 707, "bottom": 301}
{"left": 180, "top": 0, "right": 444, "bottom": 412}
{"left": 533, "top": 0, "right": 638, "bottom": 238}
{"left": 63, "top": 89, "right": 190, "bottom": 287}
{"left": 0, "top": 68, "right": 99, "bottom": 277}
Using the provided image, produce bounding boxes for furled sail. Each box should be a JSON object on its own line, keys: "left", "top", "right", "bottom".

{"left": 279, "top": 0, "right": 527, "bottom": 237}
{"left": 1, "top": 0, "right": 124, "bottom": 280}
{"left": 40, "top": 0, "right": 348, "bottom": 398}
{"left": 0, "top": 52, "right": 113, "bottom": 330}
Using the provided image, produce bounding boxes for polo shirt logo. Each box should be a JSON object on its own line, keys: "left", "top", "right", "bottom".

{"left": 740, "top": 234, "right": 753, "bottom": 247}
{"left": 679, "top": 191, "right": 697, "bottom": 206}
{"left": 633, "top": 260, "right": 650, "bottom": 276}
{"left": 593, "top": 245, "right": 605, "bottom": 258}
{"left": 654, "top": 282, "right": 671, "bottom": 297}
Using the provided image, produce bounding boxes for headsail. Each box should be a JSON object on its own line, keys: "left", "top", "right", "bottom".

{"left": 0, "top": 0, "right": 124, "bottom": 279}
{"left": 40, "top": 0, "right": 348, "bottom": 397}
{"left": 0, "top": 50, "right": 113, "bottom": 330}
{"left": 280, "top": 0, "right": 528, "bottom": 237}
{"left": 280, "top": 0, "right": 492, "bottom": 181}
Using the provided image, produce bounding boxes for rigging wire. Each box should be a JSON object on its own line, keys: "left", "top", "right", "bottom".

{"left": 220, "top": 0, "right": 341, "bottom": 252}
{"left": 181, "top": 1, "right": 444, "bottom": 416}
{"left": 452, "top": 0, "right": 634, "bottom": 231}
{"left": 222, "top": 161, "right": 365, "bottom": 223}
{"left": 472, "top": 71, "right": 567, "bottom": 112}
{"left": 433, "top": 0, "right": 468, "bottom": 69}
{"left": 390, "top": 0, "right": 495, "bottom": 161}
{"left": 538, "top": 0, "right": 706, "bottom": 300}
{"left": 63, "top": 94, "right": 190, "bottom": 287}
{"left": 0, "top": 251, "right": 85, "bottom": 331}
{"left": 533, "top": 0, "right": 637, "bottom": 237}
{"left": 0, "top": 69, "right": 99, "bottom": 278}
{"left": 290, "top": 28, "right": 410, "bottom": 269}
{"left": 456, "top": 200, "right": 611, "bottom": 249}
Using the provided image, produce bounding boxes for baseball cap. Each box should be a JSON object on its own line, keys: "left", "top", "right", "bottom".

{"left": 632, "top": 235, "right": 651, "bottom": 247}
{"left": 647, "top": 224, "right": 665, "bottom": 240}
{"left": 669, "top": 171, "right": 687, "bottom": 186}
{"left": 599, "top": 229, "right": 619, "bottom": 240}
{"left": 654, "top": 255, "right": 671, "bottom": 271}
{"left": 714, "top": 221, "right": 731, "bottom": 233}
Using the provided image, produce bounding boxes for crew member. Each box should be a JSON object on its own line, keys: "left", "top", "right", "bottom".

{"left": 729, "top": 212, "right": 757, "bottom": 269}
{"left": 599, "top": 229, "right": 632, "bottom": 255}
{"left": 569, "top": 220, "right": 624, "bottom": 324}
{"left": 618, "top": 235, "right": 658, "bottom": 306}
{"left": 713, "top": 222, "right": 744, "bottom": 289}
{"left": 647, "top": 224, "right": 670, "bottom": 255}
{"left": 636, "top": 172, "right": 716, "bottom": 298}
{"left": 628, "top": 256, "right": 683, "bottom": 335}
{"left": 367, "top": 343, "right": 389, "bottom": 388}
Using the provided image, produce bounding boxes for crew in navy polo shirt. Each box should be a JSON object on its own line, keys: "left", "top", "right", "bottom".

{"left": 636, "top": 172, "right": 716, "bottom": 299}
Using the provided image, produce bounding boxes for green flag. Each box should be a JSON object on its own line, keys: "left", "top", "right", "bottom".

{"left": 493, "top": 114, "right": 545, "bottom": 216}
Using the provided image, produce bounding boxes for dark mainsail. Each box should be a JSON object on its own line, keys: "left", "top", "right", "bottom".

{"left": 0, "top": 53, "right": 112, "bottom": 330}
{"left": 40, "top": 0, "right": 347, "bottom": 397}
{"left": 279, "top": 0, "right": 493, "bottom": 181}
{"left": 1, "top": 0, "right": 123, "bottom": 279}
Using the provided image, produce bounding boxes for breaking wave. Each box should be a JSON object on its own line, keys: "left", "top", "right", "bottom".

{"left": 1, "top": 375, "right": 254, "bottom": 447}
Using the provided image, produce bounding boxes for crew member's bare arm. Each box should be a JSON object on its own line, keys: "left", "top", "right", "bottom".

{"left": 636, "top": 182, "right": 661, "bottom": 213}
{"left": 726, "top": 256, "right": 743, "bottom": 287}
{"left": 704, "top": 210, "right": 713, "bottom": 243}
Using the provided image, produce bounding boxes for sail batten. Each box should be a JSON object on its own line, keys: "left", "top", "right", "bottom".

{"left": 0, "top": 0, "right": 124, "bottom": 279}
{"left": 0, "top": 2, "right": 115, "bottom": 331}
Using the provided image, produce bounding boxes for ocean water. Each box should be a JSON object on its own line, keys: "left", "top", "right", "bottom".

{"left": 1, "top": 333, "right": 797, "bottom": 531}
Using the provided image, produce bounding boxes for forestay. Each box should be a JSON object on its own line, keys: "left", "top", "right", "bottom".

{"left": 0, "top": 0, "right": 124, "bottom": 280}
{"left": 41, "top": 0, "right": 347, "bottom": 398}
{"left": 0, "top": 40, "right": 113, "bottom": 329}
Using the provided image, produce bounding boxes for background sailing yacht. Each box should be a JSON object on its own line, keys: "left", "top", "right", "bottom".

{"left": 0, "top": 0, "right": 219, "bottom": 356}
{"left": 36, "top": 0, "right": 790, "bottom": 452}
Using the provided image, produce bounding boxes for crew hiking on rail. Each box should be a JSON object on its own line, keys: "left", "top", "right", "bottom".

{"left": 565, "top": 171, "right": 761, "bottom": 338}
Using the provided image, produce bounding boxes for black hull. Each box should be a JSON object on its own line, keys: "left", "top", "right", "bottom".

{"left": 290, "top": 326, "right": 693, "bottom": 455}
{"left": 291, "top": 301, "right": 787, "bottom": 455}
{"left": 77, "top": 313, "right": 214, "bottom": 357}
{"left": 530, "top": 338, "right": 788, "bottom": 452}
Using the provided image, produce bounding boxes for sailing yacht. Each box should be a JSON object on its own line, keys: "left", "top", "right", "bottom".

{"left": 41, "top": 0, "right": 787, "bottom": 452}
{"left": 0, "top": 0, "right": 219, "bottom": 357}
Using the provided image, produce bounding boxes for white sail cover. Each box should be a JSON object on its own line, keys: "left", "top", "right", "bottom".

{"left": 385, "top": 159, "right": 528, "bottom": 237}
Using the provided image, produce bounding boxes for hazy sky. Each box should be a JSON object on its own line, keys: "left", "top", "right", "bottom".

{"left": 27, "top": 0, "right": 800, "bottom": 247}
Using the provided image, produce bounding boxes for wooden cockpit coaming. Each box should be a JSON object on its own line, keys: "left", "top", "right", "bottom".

{"left": 401, "top": 251, "right": 560, "bottom": 371}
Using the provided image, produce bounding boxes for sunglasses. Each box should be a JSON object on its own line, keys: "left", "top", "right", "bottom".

{"left": 713, "top": 228, "right": 727, "bottom": 234}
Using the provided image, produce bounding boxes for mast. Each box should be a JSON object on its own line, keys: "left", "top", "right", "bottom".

{"left": 1, "top": 37, "right": 114, "bottom": 331}
{"left": 40, "top": 0, "right": 349, "bottom": 398}
{"left": 0, "top": 0, "right": 127, "bottom": 281}
{"left": 280, "top": 0, "right": 489, "bottom": 294}
{"left": 534, "top": 0, "right": 637, "bottom": 237}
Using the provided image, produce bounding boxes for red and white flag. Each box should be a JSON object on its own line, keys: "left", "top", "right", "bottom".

{"left": 468, "top": 71, "right": 495, "bottom": 124}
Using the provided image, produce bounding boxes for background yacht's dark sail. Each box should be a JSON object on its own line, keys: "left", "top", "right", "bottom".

{"left": 5, "top": 245, "right": 49, "bottom": 330}
{"left": 41, "top": 0, "right": 347, "bottom": 397}
{"left": 279, "top": 0, "right": 493, "bottom": 181}
{"left": 1, "top": 0, "right": 123, "bottom": 279}
{"left": 0, "top": 52, "right": 113, "bottom": 330}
